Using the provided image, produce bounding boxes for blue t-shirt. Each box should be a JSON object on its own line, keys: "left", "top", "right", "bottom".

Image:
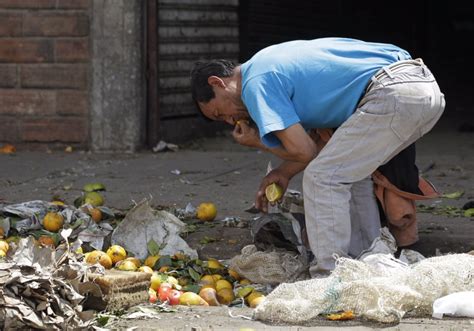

{"left": 240, "top": 37, "right": 411, "bottom": 147}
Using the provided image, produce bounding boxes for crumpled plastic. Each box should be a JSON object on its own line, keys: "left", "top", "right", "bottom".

{"left": 111, "top": 199, "right": 197, "bottom": 260}
{"left": 0, "top": 200, "right": 114, "bottom": 250}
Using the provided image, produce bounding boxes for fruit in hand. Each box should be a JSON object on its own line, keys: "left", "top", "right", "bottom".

{"left": 265, "top": 183, "right": 283, "bottom": 203}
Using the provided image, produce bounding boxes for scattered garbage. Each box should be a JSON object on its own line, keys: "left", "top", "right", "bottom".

{"left": 432, "top": 292, "right": 474, "bottom": 319}
{"left": 152, "top": 140, "right": 179, "bottom": 153}
{"left": 110, "top": 199, "right": 198, "bottom": 260}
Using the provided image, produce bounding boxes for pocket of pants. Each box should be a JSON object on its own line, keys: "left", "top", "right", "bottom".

{"left": 390, "top": 95, "right": 430, "bottom": 141}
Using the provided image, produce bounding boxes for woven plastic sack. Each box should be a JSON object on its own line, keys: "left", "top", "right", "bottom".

{"left": 255, "top": 253, "right": 474, "bottom": 324}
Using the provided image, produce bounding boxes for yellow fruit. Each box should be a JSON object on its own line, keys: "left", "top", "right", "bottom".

{"left": 106, "top": 245, "right": 127, "bottom": 264}
{"left": 199, "top": 287, "right": 219, "bottom": 306}
{"left": 215, "top": 279, "right": 232, "bottom": 292}
{"left": 84, "top": 192, "right": 104, "bottom": 207}
{"left": 50, "top": 200, "right": 65, "bottom": 206}
{"left": 239, "top": 279, "right": 251, "bottom": 285}
{"left": 118, "top": 260, "right": 137, "bottom": 271}
{"left": 265, "top": 183, "right": 283, "bottom": 203}
{"left": 196, "top": 202, "right": 217, "bottom": 221}
{"left": 88, "top": 208, "right": 102, "bottom": 222}
{"left": 38, "top": 235, "right": 55, "bottom": 247}
{"left": 200, "top": 275, "right": 216, "bottom": 288}
{"left": 207, "top": 258, "right": 223, "bottom": 269}
{"left": 144, "top": 255, "right": 160, "bottom": 268}
{"left": 179, "top": 292, "right": 209, "bottom": 306}
{"left": 0, "top": 240, "right": 9, "bottom": 253}
{"left": 86, "top": 250, "right": 112, "bottom": 269}
{"left": 249, "top": 295, "right": 265, "bottom": 308}
{"left": 246, "top": 291, "right": 263, "bottom": 305}
{"left": 76, "top": 247, "right": 84, "bottom": 254}
{"left": 217, "top": 288, "right": 234, "bottom": 305}
{"left": 124, "top": 257, "right": 141, "bottom": 268}
{"left": 167, "top": 276, "right": 179, "bottom": 286}
{"left": 150, "top": 273, "right": 167, "bottom": 291}
{"left": 211, "top": 274, "right": 223, "bottom": 282}
{"left": 237, "top": 286, "right": 254, "bottom": 299}
{"left": 138, "top": 266, "right": 154, "bottom": 273}
{"left": 228, "top": 269, "right": 241, "bottom": 280}
{"left": 43, "top": 212, "right": 64, "bottom": 232}
{"left": 0, "top": 250, "right": 5, "bottom": 258}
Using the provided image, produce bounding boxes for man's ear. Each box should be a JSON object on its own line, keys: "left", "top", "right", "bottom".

{"left": 208, "top": 76, "right": 226, "bottom": 88}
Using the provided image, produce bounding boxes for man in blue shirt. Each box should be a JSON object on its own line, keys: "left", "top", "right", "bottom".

{"left": 190, "top": 38, "right": 445, "bottom": 277}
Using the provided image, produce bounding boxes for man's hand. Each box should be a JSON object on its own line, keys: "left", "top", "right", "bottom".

{"left": 255, "top": 168, "right": 290, "bottom": 213}
{"left": 232, "top": 120, "right": 260, "bottom": 148}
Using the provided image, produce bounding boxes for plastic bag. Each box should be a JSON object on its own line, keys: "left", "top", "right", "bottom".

{"left": 432, "top": 291, "right": 474, "bottom": 319}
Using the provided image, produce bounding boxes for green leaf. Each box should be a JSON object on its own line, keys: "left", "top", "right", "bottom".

{"left": 187, "top": 266, "right": 201, "bottom": 282}
{"left": 147, "top": 239, "right": 161, "bottom": 256}
{"left": 464, "top": 208, "right": 474, "bottom": 218}
{"left": 442, "top": 190, "right": 464, "bottom": 199}
{"left": 182, "top": 284, "right": 201, "bottom": 294}
{"left": 155, "top": 255, "right": 172, "bottom": 269}
{"left": 96, "top": 315, "right": 110, "bottom": 327}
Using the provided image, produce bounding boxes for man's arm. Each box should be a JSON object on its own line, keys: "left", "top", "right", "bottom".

{"left": 234, "top": 121, "right": 319, "bottom": 163}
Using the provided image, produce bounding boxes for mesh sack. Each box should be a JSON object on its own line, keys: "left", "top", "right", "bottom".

{"left": 255, "top": 253, "right": 474, "bottom": 324}
{"left": 229, "top": 245, "right": 308, "bottom": 285}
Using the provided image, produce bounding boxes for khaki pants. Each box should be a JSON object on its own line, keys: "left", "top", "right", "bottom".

{"left": 303, "top": 59, "right": 445, "bottom": 277}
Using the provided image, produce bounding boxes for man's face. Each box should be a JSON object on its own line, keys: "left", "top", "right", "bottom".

{"left": 199, "top": 93, "right": 248, "bottom": 126}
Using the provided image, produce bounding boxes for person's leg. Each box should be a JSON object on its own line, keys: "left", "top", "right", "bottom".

{"left": 348, "top": 176, "right": 381, "bottom": 257}
{"left": 303, "top": 63, "right": 445, "bottom": 277}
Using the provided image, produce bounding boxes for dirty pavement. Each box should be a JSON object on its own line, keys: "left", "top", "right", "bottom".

{"left": 1, "top": 125, "right": 474, "bottom": 330}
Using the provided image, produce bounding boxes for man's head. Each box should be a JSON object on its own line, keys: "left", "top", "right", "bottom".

{"left": 190, "top": 59, "right": 248, "bottom": 125}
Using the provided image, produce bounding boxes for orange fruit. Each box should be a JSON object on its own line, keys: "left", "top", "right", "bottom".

{"left": 118, "top": 260, "right": 137, "bottom": 271}
{"left": 217, "top": 288, "right": 234, "bottom": 305}
{"left": 179, "top": 292, "right": 209, "bottom": 306}
{"left": 207, "top": 258, "right": 223, "bottom": 269}
{"left": 0, "top": 228, "right": 4, "bottom": 239}
{"left": 199, "top": 287, "right": 219, "bottom": 306}
{"left": 228, "top": 269, "right": 241, "bottom": 280}
{"left": 38, "top": 235, "right": 55, "bottom": 247}
{"left": 106, "top": 245, "right": 127, "bottom": 264}
{"left": 215, "top": 279, "right": 232, "bottom": 292}
{"left": 265, "top": 183, "right": 283, "bottom": 203}
{"left": 43, "top": 212, "right": 64, "bottom": 232}
{"left": 249, "top": 295, "right": 265, "bottom": 308}
{"left": 196, "top": 202, "right": 217, "bottom": 221}
{"left": 0, "top": 240, "right": 9, "bottom": 253}
{"left": 144, "top": 255, "right": 160, "bottom": 268}
{"left": 86, "top": 250, "right": 112, "bottom": 269}
{"left": 123, "top": 256, "right": 141, "bottom": 268}
{"left": 138, "top": 266, "right": 154, "bottom": 273}
{"left": 88, "top": 208, "right": 102, "bottom": 222}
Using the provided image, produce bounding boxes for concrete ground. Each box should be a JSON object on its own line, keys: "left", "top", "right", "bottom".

{"left": 1, "top": 125, "right": 474, "bottom": 329}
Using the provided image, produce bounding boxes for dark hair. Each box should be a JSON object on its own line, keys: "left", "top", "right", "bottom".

{"left": 190, "top": 59, "right": 237, "bottom": 103}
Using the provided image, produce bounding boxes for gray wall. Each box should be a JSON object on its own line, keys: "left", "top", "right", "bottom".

{"left": 90, "top": 0, "right": 145, "bottom": 152}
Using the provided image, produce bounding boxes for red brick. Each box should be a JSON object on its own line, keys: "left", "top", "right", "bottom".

{"left": 0, "top": 13, "right": 22, "bottom": 36}
{"left": 0, "top": 89, "right": 56, "bottom": 115}
{"left": 0, "top": 0, "right": 56, "bottom": 9}
{"left": 20, "top": 117, "right": 88, "bottom": 142}
{"left": 56, "top": 90, "right": 88, "bottom": 115}
{"left": 0, "top": 64, "right": 17, "bottom": 87}
{"left": 57, "top": 0, "right": 90, "bottom": 9}
{"left": 0, "top": 39, "right": 53, "bottom": 63}
{"left": 23, "top": 13, "right": 89, "bottom": 37}
{"left": 20, "top": 64, "right": 88, "bottom": 89}
{"left": 55, "top": 38, "right": 89, "bottom": 62}
{"left": 0, "top": 116, "right": 19, "bottom": 142}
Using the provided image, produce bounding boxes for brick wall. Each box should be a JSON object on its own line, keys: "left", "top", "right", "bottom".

{"left": 0, "top": 0, "right": 90, "bottom": 148}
